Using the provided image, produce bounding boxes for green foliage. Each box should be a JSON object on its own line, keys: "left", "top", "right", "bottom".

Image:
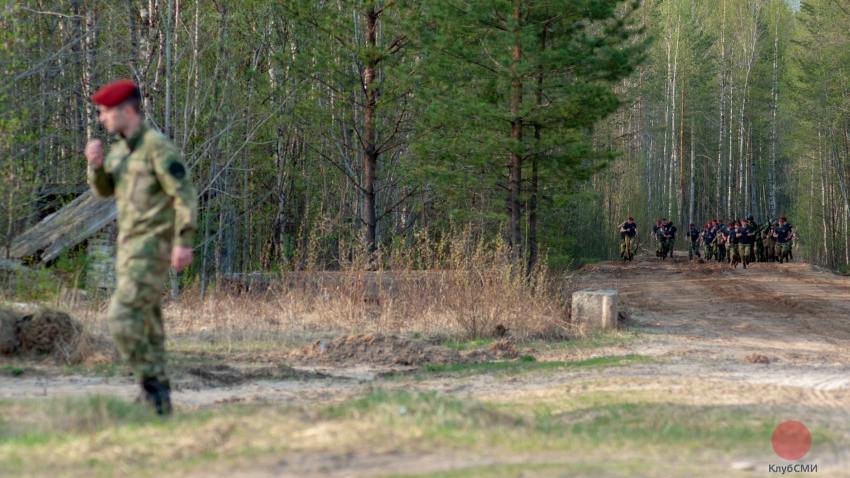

{"left": 10, "top": 0, "right": 849, "bottom": 277}
{"left": 0, "top": 396, "right": 160, "bottom": 446}
{"left": 10, "top": 268, "right": 60, "bottom": 302}
{"left": 0, "top": 365, "right": 25, "bottom": 377}
{"left": 407, "top": 0, "right": 648, "bottom": 259}
{"left": 52, "top": 248, "right": 90, "bottom": 289}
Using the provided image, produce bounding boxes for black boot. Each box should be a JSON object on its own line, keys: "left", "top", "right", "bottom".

{"left": 142, "top": 377, "right": 173, "bottom": 416}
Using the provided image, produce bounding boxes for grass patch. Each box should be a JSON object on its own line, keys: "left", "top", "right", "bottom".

{"left": 411, "top": 354, "right": 650, "bottom": 378}
{"left": 0, "top": 395, "right": 225, "bottom": 476}
{"left": 0, "top": 387, "right": 842, "bottom": 477}
{"left": 441, "top": 338, "right": 495, "bottom": 350}
{"left": 537, "top": 402, "right": 776, "bottom": 452}
{"left": 528, "top": 329, "right": 641, "bottom": 354}
{"left": 169, "top": 335, "right": 313, "bottom": 355}
{"left": 322, "top": 388, "right": 805, "bottom": 456}
{"left": 61, "top": 361, "right": 122, "bottom": 377}
{"left": 382, "top": 461, "right": 653, "bottom": 478}
{"left": 0, "top": 364, "right": 26, "bottom": 377}
{"left": 0, "top": 395, "right": 165, "bottom": 446}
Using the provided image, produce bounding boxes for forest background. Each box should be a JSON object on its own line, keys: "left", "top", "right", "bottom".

{"left": 2, "top": 0, "right": 849, "bottom": 296}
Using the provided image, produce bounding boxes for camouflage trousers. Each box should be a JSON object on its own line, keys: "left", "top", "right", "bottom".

{"left": 739, "top": 244, "right": 752, "bottom": 266}
{"left": 755, "top": 240, "right": 765, "bottom": 262}
{"left": 715, "top": 244, "right": 726, "bottom": 262}
{"left": 765, "top": 240, "right": 776, "bottom": 261}
{"left": 776, "top": 242, "right": 792, "bottom": 262}
{"left": 620, "top": 236, "right": 637, "bottom": 259}
{"left": 704, "top": 244, "right": 714, "bottom": 260}
{"left": 729, "top": 244, "right": 740, "bottom": 262}
{"left": 108, "top": 236, "right": 171, "bottom": 382}
{"left": 688, "top": 241, "right": 701, "bottom": 260}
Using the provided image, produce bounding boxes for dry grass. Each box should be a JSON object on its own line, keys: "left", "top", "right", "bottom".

{"left": 3, "top": 228, "right": 577, "bottom": 362}
{"left": 166, "top": 228, "right": 574, "bottom": 343}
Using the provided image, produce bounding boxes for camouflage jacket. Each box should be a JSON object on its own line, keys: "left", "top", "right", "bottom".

{"left": 87, "top": 122, "right": 198, "bottom": 252}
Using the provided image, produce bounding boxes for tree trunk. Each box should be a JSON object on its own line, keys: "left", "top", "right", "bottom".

{"left": 508, "top": 0, "right": 523, "bottom": 254}
{"left": 362, "top": 8, "right": 379, "bottom": 253}
{"left": 528, "top": 19, "right": 548, "bottom": 272}
{"left": 667, "top": 14, "right": 680, "bottom": 220}
{"left": 716, "top": 0, "right": 726, "bottom": 216}
{"left": 689, "top": 117, "right": 695, "bottom": 226}
{"left": 678, "top": 71, "right": 685, "bottom": 226}
{"left": 769, "top": 5, "right": 779, "bottom": 217}
{"left": 727, "top": 82, "right": 734, "bottom": 217}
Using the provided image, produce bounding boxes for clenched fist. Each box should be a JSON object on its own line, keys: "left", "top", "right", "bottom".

{"left": 85, "top": 139, "right": 104, "bottom": 169}
{"left": 171, "top": 246, "right": 194, "bottom": 272}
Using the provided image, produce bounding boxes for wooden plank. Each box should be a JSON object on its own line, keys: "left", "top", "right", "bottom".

{"left": 9, "top": 191, "right": 116, "bottom": 262}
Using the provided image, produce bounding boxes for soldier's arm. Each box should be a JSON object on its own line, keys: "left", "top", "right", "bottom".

{"left": 152, "top": 142, "right": 198, "bottom": 248}
{"left": 88, "top": 164, "right": 115, "bottom": 197}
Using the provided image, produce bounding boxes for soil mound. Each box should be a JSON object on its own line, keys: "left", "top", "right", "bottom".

{"left": 0, "top": 304, "right": 84, "bottom": 359}
{"left": 0, "top": 308, "right": 18, "bottom": 354}
{"left": 744, "top": 353, "right": 771, "bottom": 364}
{"left": 288, "top": 334, "right": 519, "bottom": 366}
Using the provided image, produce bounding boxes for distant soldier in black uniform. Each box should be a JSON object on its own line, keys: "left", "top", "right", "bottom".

{"left": 716, "top": 221, "right": 728, "bottom": 263}
{"left": 727, "top": 221, "right": 741, "bottom": 267}
{"left": 663, "top": 219, "right": 677, "bottom": 258}
{"left": 764, "top": 220, "right": 777, "bottom": 262}
{"left": 619, "top": 217, "right": 639, "bottom": 262}
{"left": 653, "top": 218, "right": 664, "bottom": 258}
{"left": 687, "top": 223, "right": 701, "bottom": 260}
{"left": 773, "top": 216, "right": 795, "bottom": 263}
{"left": 702, "top": 222, "right": 717, "bottom": 260}
{"left": 738, "top": 218, "right": 754, "bottom": 269}
{"left": 746, "top": 215, "right": 760, "bottom": 262}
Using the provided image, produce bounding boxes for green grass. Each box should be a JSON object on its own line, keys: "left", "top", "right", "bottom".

{"left": 0, "top": 364, "right": 25, "bottom": 377}
{"left": 0, "top": 387, "right": 842, "bottom": 478}
{"left": 380, "top": 461, "right": 650, "bottom": 478}
{"left": 441, "top": 337, "right": 495, "bottom": 350}
{"left": 409, "top": 354, "right": 651, "bottom": 378}
{"left": 62, "top": 361, "right": 122, "bottom": 377}
{"left": 0, "top": 395, "right": 159, "bottom": 447}
{"left": 322, "top": 388, "right": 812, "bottom": 455}
{"left": 168, "top": 335, "right": 316, "bottom": 356}
{"left": 527, "top": 328, "right": 641, "bottom": 353}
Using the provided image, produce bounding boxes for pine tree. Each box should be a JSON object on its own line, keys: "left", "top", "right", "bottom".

{"left": 410, "top": 0, "right": 647, "bottom": 265}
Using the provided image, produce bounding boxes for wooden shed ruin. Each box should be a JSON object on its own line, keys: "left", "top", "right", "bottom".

{"left": 8, "top": 191, "right": 117, "bottom": 290}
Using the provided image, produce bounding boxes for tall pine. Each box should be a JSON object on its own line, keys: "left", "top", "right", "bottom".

{"left": 411, "top": 0, "right": 647, "bottom": 266}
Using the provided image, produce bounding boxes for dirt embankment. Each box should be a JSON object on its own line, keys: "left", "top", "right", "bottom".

{"left": 287, "top": 334, "right": 519, "bottom": 367}
{"left": 575, "top": 254, "right": 850, "bottom": 347}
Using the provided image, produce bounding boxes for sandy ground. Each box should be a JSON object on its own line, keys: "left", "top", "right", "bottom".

{"left": 3, "top": 253, "right": 850, "bottom": 476}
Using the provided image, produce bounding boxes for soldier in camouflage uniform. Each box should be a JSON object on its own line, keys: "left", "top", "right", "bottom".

{"left": 737, "top": 218, "right": 753, "bottom": 269}
{"left": 764, "top": 220, "right": 777, "bottom": 262}
{"left": 702, "top": 222, "right": 716, "bottom": 260}
{"left": 652, "top": 219, "right": 664, "bottom": 258}
{"left": 85, "top": 80, "right": 198, "bottom": 415}
{"left": 746, "top": 215, "right": 761, "bottom": 262}
{"left": 618, "top": 217, "right": 638, "bottom": 262}
{"left": 715, "top": 221, "right": 728, "bottom": 263}
{"left": 773, "top": 216, "right": 795, "bottom": 263}
{"left": 687, "top": 223, "right": 701, "bottom": 260}
{"left": 727, "top": 221, "right": 741, "bottom": 267}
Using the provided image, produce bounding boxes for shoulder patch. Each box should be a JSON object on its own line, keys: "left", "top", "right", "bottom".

{"left": 168, "top": 160, "right": 187, "bottom": 180}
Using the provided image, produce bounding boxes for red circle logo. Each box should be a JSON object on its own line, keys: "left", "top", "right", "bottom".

{"left": 771, "top": 420, "right": 812, "bottom": 461}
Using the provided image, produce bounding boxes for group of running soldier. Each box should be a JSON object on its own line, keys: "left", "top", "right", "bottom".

{"left": 618, "top": 215, "right": 796, "bottom": 269}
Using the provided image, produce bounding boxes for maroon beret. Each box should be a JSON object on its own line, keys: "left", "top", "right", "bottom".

{"left": 91, "top": 79, "right": 139, "bottom": 107}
